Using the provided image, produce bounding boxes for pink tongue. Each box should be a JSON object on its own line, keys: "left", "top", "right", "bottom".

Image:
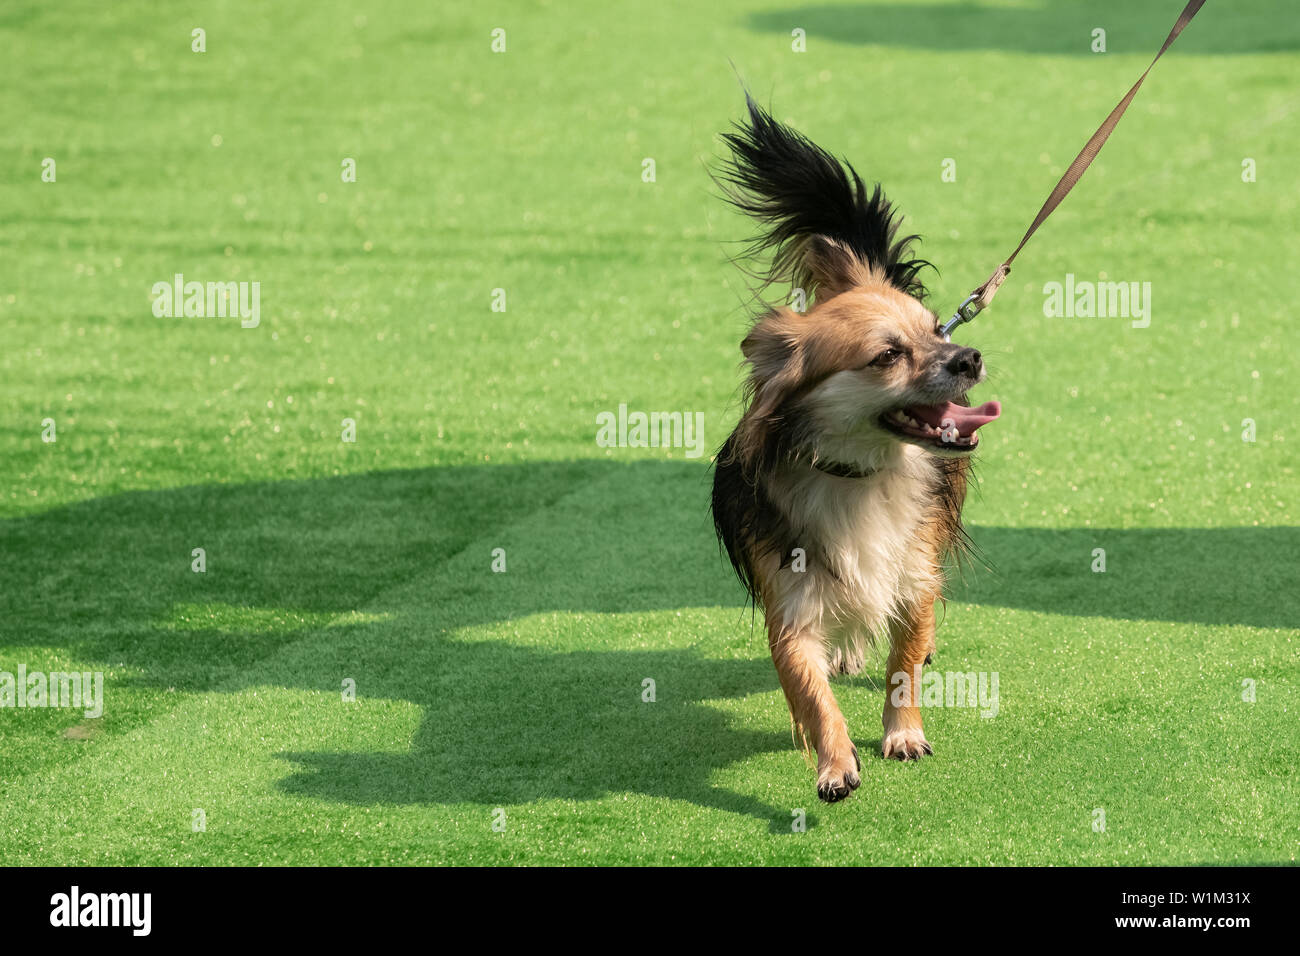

{"left": 906, "top": 400, "right": 1001, "bottom": 437}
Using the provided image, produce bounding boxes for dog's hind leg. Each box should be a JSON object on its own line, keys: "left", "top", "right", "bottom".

{"left": 882, "top": 600, "right": 936, "bottom": 760}
{"left": 768, "top": 624, "right": 861, "bottom": 802}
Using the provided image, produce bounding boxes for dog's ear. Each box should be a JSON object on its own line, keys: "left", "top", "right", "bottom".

{"left": 802, "top": 235, "right": 877, "bottom": 301}
{"left": 740, "top": 311, "right": 804, "bottom": 426}
{"left": 717, "top": 94, "right": 931, "bottom": 303}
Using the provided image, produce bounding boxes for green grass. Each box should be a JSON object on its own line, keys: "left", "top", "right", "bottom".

{"left": 1, "top": 0, "right": 1296, "bottom": 865}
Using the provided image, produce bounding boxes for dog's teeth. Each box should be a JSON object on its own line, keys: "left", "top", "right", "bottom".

{"left": 891, "top": 410, "right": 917, "bottom": 428}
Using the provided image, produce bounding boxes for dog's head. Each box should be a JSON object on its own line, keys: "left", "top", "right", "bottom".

{"left": 718, "top": 96, "right": 1000, "bottom": 471}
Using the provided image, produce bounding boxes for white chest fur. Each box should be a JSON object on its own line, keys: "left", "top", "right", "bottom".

{"left": 763, "top": 445, "right": 942, "bottom": 672}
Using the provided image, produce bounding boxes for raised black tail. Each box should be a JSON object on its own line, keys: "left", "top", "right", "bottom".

{"left": 716, "top": 94, "right": 931, "bottom": 299}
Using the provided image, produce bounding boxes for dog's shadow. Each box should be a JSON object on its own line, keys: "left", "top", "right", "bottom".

{"left": 274, "top": 634, "right": 799, "bottom": 826}
{"left": 4, "top": 459, "right": 1297, "bottom": 826}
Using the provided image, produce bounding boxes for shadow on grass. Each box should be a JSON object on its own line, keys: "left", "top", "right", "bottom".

{"left": 276, "top": 637, "right": 797, "bottom": 827}
{"left": 746, "top": 1, "right": 1300, "bottom": 56}
{"left": 1, "top": 460, "right": 813, "bottom": 829}
{"left": 1, "top": 459, "right": 1295, "bottom": 824}
{"left": 955, "top": 525, "right": 1300, "bottom": 630}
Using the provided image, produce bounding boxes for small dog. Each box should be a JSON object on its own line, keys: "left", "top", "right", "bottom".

{"left": 711, "top": 96, "right": 1000, "bottom": 802}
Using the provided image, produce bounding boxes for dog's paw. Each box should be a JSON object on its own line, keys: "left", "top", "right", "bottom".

{"left": 881, "top": 727, "right": 933, "bottom": 761}
{"left": 816, "top": 744, "right": 861, "bottom": 802}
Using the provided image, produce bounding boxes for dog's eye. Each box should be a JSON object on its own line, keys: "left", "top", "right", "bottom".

{"left": 870, "top": 348, "right": 904, "bottom": 367}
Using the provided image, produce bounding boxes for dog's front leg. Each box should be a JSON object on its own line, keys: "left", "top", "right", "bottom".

{"left": 768, "top": 625, "right": 861, "bottom": 802}
{"left": 882, "top": 600, "right": 936, "bottom": 760}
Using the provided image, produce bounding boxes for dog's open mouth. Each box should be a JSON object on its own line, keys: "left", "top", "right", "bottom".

{"left": 880, "top": 400, "right": 1001, "bottom": 451}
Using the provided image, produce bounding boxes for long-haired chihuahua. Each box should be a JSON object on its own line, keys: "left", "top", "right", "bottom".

{"left": 711, "top": 96, "right": 1000, "bottom": 802}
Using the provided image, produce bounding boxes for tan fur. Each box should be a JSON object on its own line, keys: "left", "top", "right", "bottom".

{"left": 710, "top": 98, "right": 989, "bottom": 801}
{"left": 724, "top": 275, "right": 979, "bottom": 800}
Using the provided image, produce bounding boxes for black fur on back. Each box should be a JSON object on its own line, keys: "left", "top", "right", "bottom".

{"left": 716, "top": 93, "right": 932, "bottom": 300}
{"left": 711, "top": 433, "right": 783, "bottom": 602}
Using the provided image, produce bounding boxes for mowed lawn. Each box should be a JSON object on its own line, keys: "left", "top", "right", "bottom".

{"left": 1, "top": 0, "right": 1296, "bottom": 865}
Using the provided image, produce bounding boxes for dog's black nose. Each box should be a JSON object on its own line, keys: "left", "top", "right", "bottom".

{"left": 946, "top": 347, "right": 983, "bottom": 378}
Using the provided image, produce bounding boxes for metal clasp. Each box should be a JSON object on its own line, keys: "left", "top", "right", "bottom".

{"left": 940, "top": 294, "right": 983, "bottom": 341}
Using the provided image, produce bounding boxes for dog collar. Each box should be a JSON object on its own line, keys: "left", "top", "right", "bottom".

{"left": 811, "top": 458, "right": 878, "bottom": 480}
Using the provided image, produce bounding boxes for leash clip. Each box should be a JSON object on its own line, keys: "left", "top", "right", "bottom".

{"left": 940, "top": 294, "right": 983, "bottom": 341}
